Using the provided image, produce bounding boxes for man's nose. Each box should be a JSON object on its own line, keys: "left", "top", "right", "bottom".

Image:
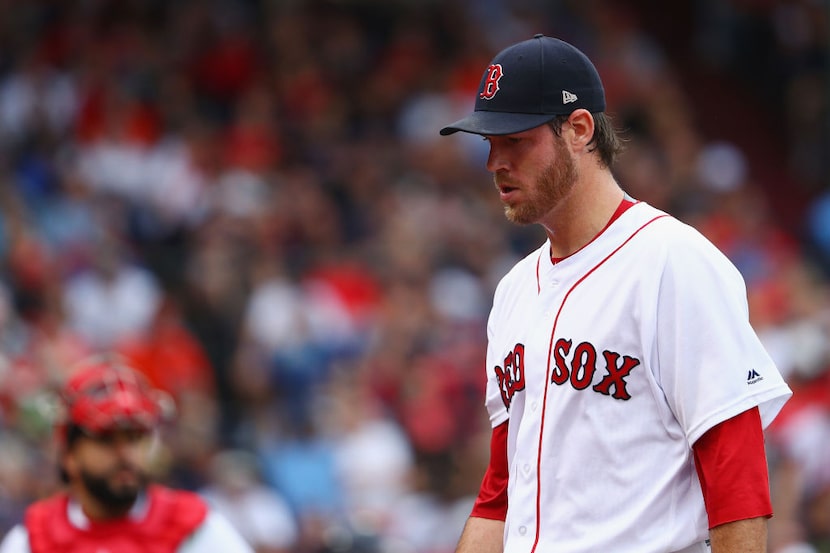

{"left": 485, "top": 144, "right": 508, "bottom": 173}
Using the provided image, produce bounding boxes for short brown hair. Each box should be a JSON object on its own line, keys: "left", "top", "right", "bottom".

{"left": 549, "top": 112, "right": 625, "bottom": 168}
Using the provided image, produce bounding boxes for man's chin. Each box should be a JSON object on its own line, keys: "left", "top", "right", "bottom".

{"left": 111, "top": 481, "right": 141, "bottom": 499}
{"left": 504, "top": 204, "right": 537, "bottom": 226}
{"left": 81, "top": 470, "right": 144, "bottom": 511}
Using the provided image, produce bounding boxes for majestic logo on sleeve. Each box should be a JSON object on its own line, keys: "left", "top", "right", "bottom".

{"left": 747, "top": 369, "right": 763, "bottom": 385}
{"left": 480, "top": 64, "right": 504, "bottom": 100}
{"left": 495, "top": 340, "right": 641, "bottom": 409}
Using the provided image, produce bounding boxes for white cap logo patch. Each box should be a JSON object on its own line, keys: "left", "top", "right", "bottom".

{"left": 562, "top": 90, "right": 578, "bottom": 104}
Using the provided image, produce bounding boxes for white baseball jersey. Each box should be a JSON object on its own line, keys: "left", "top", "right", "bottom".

{"left": 485, "top": 201, "right": 792, "bottom": 553}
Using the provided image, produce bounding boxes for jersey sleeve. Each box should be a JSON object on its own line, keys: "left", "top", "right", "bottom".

{"left": 0, "top": 525, "right": 30, "bottom": 553}
{"left": 470, "top": 421, "right": 509, "bottom": 520}
{"left": 484, "top": 287, "right": 509, "bottom": 428}
{"left": 653, "top": 223, "right": 791, "bottom": 445}
{"left": 179, "top": 510, "right": 255, "bottom": 553}
{"left": 692, "top": 406, "right": 773, "bottom": 528}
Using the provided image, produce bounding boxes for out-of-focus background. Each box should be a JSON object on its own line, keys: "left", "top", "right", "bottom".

{"left": 0, "top": 0, "right": 827, "bottom": 552}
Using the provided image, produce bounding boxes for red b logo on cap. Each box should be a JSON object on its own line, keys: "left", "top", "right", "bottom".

{"left": 480, "top": 64, "right": 503, "bottom": 100}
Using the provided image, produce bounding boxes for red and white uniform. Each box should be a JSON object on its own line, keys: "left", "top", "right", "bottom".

{"left": 0, "top": 485, "right": 254, "bottom": 553}
{"left": 484, "top": 201, "right": 791, "bottom": 553}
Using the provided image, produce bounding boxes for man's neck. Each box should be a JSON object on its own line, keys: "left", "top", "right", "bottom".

{"left": 542, "top": 171, "right": 625, "bottom": 260}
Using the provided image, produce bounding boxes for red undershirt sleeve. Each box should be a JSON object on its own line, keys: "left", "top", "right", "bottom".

{"left": 692, "top": 406, "right": 773, "bottom": 528}
{"left": 471, "top": 421, "right": 509, "bottom": 520}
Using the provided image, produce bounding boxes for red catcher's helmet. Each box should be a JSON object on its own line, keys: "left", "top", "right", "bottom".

{"left": 59, "top": 354, "right": 167, "bottom": 437}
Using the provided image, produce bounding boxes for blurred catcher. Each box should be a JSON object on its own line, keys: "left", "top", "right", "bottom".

{"left": 0, "top": 354, "right": 254, "bottom": 553}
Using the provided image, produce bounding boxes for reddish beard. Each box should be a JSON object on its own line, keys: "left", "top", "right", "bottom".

{"left": 500, "top": 138, "right": 578, "bottom": 225}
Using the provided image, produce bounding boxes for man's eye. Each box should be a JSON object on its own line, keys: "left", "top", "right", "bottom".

{"left": 125, "top": 429, "right": 150, "bottom": 443}
{"left": 95, "top": 433, "right": 116, "bottom": 445}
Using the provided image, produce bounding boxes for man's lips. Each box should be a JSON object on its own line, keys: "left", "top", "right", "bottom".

{"left": 496, "top": 181, "right": 520, "bottom": 201}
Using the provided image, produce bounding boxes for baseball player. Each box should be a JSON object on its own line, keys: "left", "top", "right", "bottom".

{"left": 440, "top": 35, "right": 793, "bottom": 553}
{"left": 0, "top": 354, "right": 254, "bottom": 553}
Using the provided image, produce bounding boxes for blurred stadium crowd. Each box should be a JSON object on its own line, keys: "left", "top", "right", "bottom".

{"left": 0, "top": 1, "right": 828, "bottom": 552}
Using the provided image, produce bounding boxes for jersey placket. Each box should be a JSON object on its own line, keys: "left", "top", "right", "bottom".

{"left": 509, "top": 253, "right": 571, "bottom": 550}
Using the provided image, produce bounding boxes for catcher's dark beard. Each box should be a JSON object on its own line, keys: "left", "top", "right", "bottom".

{"left": 80, "top": 467, "right": 146, "bottom": 515}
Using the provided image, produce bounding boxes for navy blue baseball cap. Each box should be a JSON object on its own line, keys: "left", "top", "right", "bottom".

{"left": 440, "top": 34, "right": 606, "bottom": 136}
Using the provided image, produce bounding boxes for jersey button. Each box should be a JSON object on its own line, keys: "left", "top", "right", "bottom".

{"left": 523, "top": 463, "right": 531, "bottom": 474}
{"left": 531, "top": 401, "right": 538, "bottom": 411}
{"left": 518, "top": 526, "right": 527, "bottom": 536}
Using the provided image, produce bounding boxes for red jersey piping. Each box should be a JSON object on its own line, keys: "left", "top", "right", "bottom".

{"left": 530, "top": 213, "right": 668, "bottom": 553}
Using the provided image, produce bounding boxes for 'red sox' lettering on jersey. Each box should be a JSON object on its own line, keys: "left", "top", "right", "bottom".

{"left": 551, "top": 338, "right": 640, "bottom": 400}
{"left": 495, "top": 343, "right": 526, "bottom": 409}
{"left": 498, "top": 339, "right": 640, "bottom": 410}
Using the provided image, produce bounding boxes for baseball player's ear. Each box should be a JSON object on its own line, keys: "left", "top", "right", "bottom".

{"left": 566, "top": 109, "right": 595, "bottom": 148}
{"left": 62, "top": 451, "right": 77, "bottom": 480}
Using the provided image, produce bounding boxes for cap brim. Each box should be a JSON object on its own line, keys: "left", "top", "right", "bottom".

{"left": 439, "top": 111, "right": 558, "bottom": 136}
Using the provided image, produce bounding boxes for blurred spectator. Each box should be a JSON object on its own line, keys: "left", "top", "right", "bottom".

{"left": 258, "top": 417, "right": 347, "bottom": 553}
{"left": 117, "top": 293, "right": 215, "bottom": 400}
{"left": 200, "top": 449, "right": 298, "bottom": 553}
{"left": 323, "top": 368, "right": 415, "bottom": 536}
{"left": 61, "top": 234, "right": 161, "bottom": 349}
